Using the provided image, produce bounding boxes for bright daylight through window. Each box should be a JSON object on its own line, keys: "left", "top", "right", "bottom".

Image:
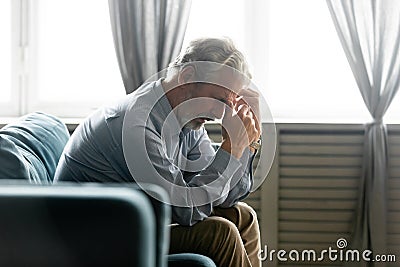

{"left": 32, "top": 0, "right": 124, "bottom": 117}
{"left": 267, "top": 0, "right": 364, "bottom": 122}
{"left": 0, "top": 1, "right": 12, "bottom": 110}
{"left": 266, "top": 0, "right": 400, "bottom": 123}
{"left": 185, "top": 0, "right": 400, "bottom": 123}
{"left": 1, "top": 0, "right": 399, "bottom": 122}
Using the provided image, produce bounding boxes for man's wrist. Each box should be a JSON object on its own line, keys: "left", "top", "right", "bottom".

{"left": 249, "top": 146, "right": 256, "bottom": 154}
{"left": 221, "top": 139, "right": 245, "bottom": 159}
{"left": 249, "top": 139, "right": 261, "bottom": 151}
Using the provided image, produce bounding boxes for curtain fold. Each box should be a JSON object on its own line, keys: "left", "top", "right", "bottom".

{"left": 108, "top": 0, "right": 192, "bottom": 94}
{"left": 326, "top": 0, "right": 400, "bottom": 265}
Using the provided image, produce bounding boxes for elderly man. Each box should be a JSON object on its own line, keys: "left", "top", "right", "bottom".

{"left": 54, "top": 37, "right": 262, "bottom": 267}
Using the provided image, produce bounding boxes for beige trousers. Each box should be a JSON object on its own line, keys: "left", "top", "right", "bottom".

{"left": 169, "top": 202, "right": 261, "bottom": 267}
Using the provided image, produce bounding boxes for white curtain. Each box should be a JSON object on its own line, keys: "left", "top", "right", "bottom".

{"left": 326, "top": 0, "right": 400, "bottom": 264}
{"left": 108, "top": 0, "right": 192, "bottom": 94}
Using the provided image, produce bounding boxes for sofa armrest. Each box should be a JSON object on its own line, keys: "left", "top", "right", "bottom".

{"left": 0, "top": 181, "right": 156, "bottom": 267}
{"left": 84, "top": 183, "right": 216, "bottom": 267}
{"left": 89, "top": 182, "right": 172, "bottom": 267}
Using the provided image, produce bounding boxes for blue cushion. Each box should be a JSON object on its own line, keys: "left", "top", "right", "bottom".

{"left": 0, "top": 112, "right": 69, "bottom": 183}
{"left": 0, "top": 137, "right": 35, "bottom": 180}
{"left": 168, "top": 253, "right": 216, "bottom": 267}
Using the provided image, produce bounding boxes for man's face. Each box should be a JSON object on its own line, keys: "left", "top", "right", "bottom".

{"left": 178, "top": 83, "right": 237, "bottom": 130}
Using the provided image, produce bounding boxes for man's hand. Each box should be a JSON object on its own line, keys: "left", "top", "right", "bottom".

{"left": 237, "top": 88, "right": 261, "bottom": 141}
{"left": 220, "top": 89, "right": 261, "bottom": 159}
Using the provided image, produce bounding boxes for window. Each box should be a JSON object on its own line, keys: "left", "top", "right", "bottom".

{"left": 183, "top": 0, "right": 247, "bottom": 51}
{"left": 0, "top": 1, "right": 12, "bottom": 102}
{"left": 2, "top": 0, "right": 124, "bottom": 118}
{"left": 184, "top": 0, "right": 400, "bottom": 123}
{"left": 0, "top": 0, "right": 17, "bottom": 116}
{"left": 1, "top": 0, "right": 399, "bottom": 122}
{"left": 30, "top": 0, "right": 124, "bottom": 117}
{"left": 267, "top": 0, "right": 369, "bottom": 122}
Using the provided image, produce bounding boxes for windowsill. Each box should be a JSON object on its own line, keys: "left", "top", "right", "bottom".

{"left": 275, "top": 118, "right": 400, "bottom": 125}
{"left": 1, "top": 117, "right": 400, "bottom": 128}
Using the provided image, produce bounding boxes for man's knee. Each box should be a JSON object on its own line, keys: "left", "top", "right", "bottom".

{"left": 236, "top": 202, "right": 258, "bottom": 224}
{"left": 169, "top": 217, "right": 241, "bottom": 252}
{"left": 196, "top": 217, "right": 249, "bottom": 266}
{"left": 205, "top": 217, "right": 241, "bottom": 242}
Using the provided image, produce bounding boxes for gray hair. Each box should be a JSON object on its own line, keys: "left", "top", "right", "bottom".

{"left": 169, "top": 37, "right": 252, "bottom": 79}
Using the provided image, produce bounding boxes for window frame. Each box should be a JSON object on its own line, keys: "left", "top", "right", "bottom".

{"left": 0, "top": 0, "right": 21, "bottom": 117}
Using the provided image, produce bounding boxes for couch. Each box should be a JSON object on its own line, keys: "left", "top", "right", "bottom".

{"left": 0, "top": 112, "right": 216, "bottom": 267}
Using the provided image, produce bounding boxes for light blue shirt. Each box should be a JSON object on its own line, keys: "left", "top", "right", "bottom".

{"left": 54, "top": 79, "right": 255, "bottom": 226}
